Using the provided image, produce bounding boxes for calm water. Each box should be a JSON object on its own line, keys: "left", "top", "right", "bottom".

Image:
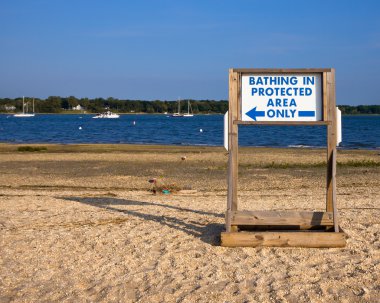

{"left": 0, "top": 114, "right": 378, "bottom": 149}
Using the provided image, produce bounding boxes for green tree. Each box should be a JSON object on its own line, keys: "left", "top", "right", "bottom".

{"left": 68, "top": 96, "right": 79, "bottom": 109}
{"left": 40, "top": 96, "right": 62, "bottom": 113}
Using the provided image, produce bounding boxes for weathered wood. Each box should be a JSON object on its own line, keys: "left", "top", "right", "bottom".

{"left": 224, "top": 68, "right": 343, "bottom": 246}
{"left": 322, "top": 72, "right": 328, "bottom": 121}
{"left": 326, "top": 70, "right": 337, "bottom": 213}
{"left": 235, "top": 121, "right": 330, "bottom": 126}
{"left": 228, "top": 210, "right": 334, "bottom": 227}
{"left": 332, "top": 149, "right": 339, "bottom": 232}
{"left": 227, "top": 69, "right": 239, "bottom": 232}
{"left": 237, "top": 73, "right": 242, "bottom": 121}
{"left": 232, "top": 68, "right": 332, "bottom": 73}
{"left": 230, "top": 72, "right": 239, "bottom": 213}
{"left": 226, "top": 151, "right": 233, "bottom": 232}
{"left": 221, "top": 230, "right": 347, "bottom": 248}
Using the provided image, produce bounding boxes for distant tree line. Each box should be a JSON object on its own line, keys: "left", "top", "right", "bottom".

{"left": 338, "top": 105, "right": 380, "bottom": 115}
{"left": 0, "top": 97, "right": 378, "bottom": 115}
{"left": 0, "top": 96, "right": 228, "bottom": 114}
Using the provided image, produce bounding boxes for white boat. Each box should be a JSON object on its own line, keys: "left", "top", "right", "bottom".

{"left": 92, "top": 110, "right": 120, "bottom": 119}
{"left": 183, "top": 100, "right": 194, "bottom": 117}
{"left": 171, "top": 99, "right": 183, "bottom": 117}
{"left": 171, "top": 99, "right": 194, "bottom": 117}
{"left": 14, "top": 97, "right": 35, "bottom": 117}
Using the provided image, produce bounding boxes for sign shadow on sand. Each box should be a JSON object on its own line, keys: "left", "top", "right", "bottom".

{"left": 59, "top": 196, "right": 224, "bottom": 246}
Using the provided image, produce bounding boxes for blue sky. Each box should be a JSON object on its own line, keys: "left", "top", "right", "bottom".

{"left": 1, "top": 0, "right": 379, "bottom": 105}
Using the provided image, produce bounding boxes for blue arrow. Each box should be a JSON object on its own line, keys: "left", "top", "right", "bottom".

{"left": 246, "top": 107, "right": 265, "bottom": 121}
{"left": 298, "top": 111, "right": 315, "bottom": 117}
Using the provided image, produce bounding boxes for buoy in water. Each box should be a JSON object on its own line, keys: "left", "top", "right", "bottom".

{"left": 200, "top": 128, "right": 203, "bottom": 133}
{"left": 79, "top": 126, "right": 82, "bottom": 130}
{"left": 133, "top": 121, "right": 136, "bottom": 125}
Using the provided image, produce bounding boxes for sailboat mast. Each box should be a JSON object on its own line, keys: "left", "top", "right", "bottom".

{"left": 23, "top": 96, "right": 25, "bottom": 114}
{"left": 33, "top": 98, "right": 35, "bottom": 113}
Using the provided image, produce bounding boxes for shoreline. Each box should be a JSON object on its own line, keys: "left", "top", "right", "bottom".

{"left": 0, "top": 143, "right": 378, "bottom": 170}
{"left": 1, "top": 112, "right": 379, "bottom": 116}
{"left": 0, "top": 112, "right": 225, "bottom": 116}
{"left": 0, "top": 142, "right": 379, "bottom": 153}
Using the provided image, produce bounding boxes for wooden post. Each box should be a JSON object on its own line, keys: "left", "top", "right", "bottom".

{"left": 326, "top": 69, "right": 337, "bottom": 213}
{"left": 226, "top": 69, "right": 239, "bottom": 232}
{"left": 322, "top": 72, "right": 328, "bottom": 120}
{"left": 332, "top": 149, "right": 339, "bottom": 232}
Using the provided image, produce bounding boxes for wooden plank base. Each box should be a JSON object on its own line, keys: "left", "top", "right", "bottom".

{"left": 221, "top": 229, "right": 347, "bottom": 248}
{"left": 228, "top": 210, "right": 334, "bottom": 229}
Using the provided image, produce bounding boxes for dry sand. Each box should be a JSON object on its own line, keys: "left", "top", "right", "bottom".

{"left": 0, "top": 144, "right": 379, "bottom": 302}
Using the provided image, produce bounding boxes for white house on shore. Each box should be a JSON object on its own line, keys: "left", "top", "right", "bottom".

{"left": 72, "top": 105, "right": 83, "bottom": 111}
{"left": 4, "top": 105, "right": 16, "bottom": 111}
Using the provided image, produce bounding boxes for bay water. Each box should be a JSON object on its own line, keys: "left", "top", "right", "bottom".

{"left": 0, "top": 114, "right": 378, "bottom": 149}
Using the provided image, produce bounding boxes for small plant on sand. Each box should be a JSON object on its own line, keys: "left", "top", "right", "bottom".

{"left": 337, "top": 160, "right": 380, "bottom": 167}
{"left": 17, "top": 146, "right": 48, "bottom": 152}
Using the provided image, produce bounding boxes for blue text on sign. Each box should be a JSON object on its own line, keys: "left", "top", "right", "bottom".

{"left": 249, "top": 76, "right": 315, "bottom": 86}
{"left": 252, "top": 87, "right": 313, "bottom": 96}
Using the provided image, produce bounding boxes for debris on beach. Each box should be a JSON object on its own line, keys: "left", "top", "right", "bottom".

{"left": 181, "top": 156, "right": 187, "bottom": 161}
{"left": 148, "top": 178, "right": 180, "bottom": 195}
{"left": 148, "top": 178, "right": 158, "bottom": 194}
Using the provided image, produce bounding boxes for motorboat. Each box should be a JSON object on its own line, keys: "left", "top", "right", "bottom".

{"left": 92, "top": 111, "right": 120, "bottom": 119}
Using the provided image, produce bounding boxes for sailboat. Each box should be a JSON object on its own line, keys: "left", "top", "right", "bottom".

{"left": 183, "top": 100, "right": 194, "bottom": 117}
{"left": 171, "top": 99, "right": 194, "bottom": 117}
{"left": 14, "top": 97, "right": 35, "bottom": 117}
{"left": 171, "top": 99, "right": 183, "bottom": 117}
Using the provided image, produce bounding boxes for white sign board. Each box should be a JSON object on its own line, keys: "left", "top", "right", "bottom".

{"left": 224, "top": 111, "right": 228, "bottom": 150}
{"left": 336, "top": 107, "right": 342, "bottom": 146}
{"left": 241, "top": 74, "right": 322, "bottom": 122}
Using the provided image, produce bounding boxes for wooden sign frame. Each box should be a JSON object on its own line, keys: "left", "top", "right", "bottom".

{"left": 222, "top": 68, "right": 347, "bottom": 247}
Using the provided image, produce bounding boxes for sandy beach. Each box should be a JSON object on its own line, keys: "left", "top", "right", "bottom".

{"left": 0, "top": 144, "right": 379, "bottom": 302}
